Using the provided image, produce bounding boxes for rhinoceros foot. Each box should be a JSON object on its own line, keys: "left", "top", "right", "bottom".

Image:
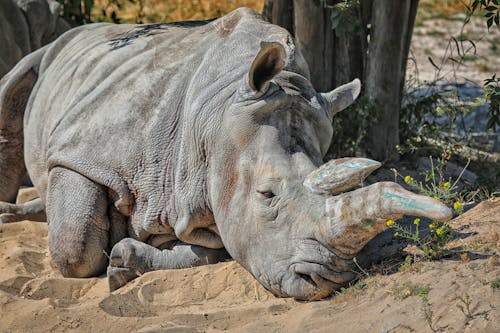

{"left": 108, "top": 237, "right": 230, "bottom": 291}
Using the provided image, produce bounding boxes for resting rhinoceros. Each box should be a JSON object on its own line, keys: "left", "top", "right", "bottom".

{"left": 0, "top": 8, "right": 452, "bottom": 300}
{"left": 0, "top": 0, "right": 70, "bottom": 78}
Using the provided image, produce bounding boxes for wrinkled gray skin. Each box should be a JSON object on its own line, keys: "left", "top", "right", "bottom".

{"left": 0, "top": 0, "right": 70, "bottom": 78}
{"left": 0, "top": 8, "right": 452, "bottom": 300}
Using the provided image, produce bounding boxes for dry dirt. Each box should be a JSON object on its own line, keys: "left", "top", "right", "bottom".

{"left": 409, "top": 14, "right": 499, "bottom": 85}
{"left": 0, "top": 195, "right": 498, "bottom": 333}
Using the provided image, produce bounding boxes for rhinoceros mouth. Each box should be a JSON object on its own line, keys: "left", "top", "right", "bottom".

{"left": 267, "top": 238, "right": 357, "bottom": 300}
{"left": 284, "top": 258, "right": 357, "bottom": 300}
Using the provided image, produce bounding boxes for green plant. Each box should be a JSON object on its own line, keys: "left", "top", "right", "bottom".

{"left": 399, "top": 81, "right": 476, "bottom": 159}
{"left": 465, "top": 0, "right": 500, "bottom": 28}
{"left": 57, "top": 0, "right": 94, "bottom": 25}
{"left": 339, "top": 279, "right": 368, "bottom": 294}
{"left": 483, "top": 74, "right": 500, "bottom": 131}
{"left": 398, "top": 255, "right": 414, "bottom": 272}
{"left": 391, "top": 282, "right": 430, "bottom": 300}
{"left": 491, "top": 278, "right": 500, "bottom": 289}
{"left": 386, "top": 157, "right": 468, "bottom": 259}
{"left": 326, "top": 0, "right": 360, "bottom": 36}
{"left": 455, "top": 293, "right": 474, "bottom": 322}
{"left": 420, "top": 294, "right": 439, "bottom": 332}
{"left": 328, "top": 96, "right": 381, "bottom": 158}
{"left": 387, "top": 216, "right": 453, "bottom": 259}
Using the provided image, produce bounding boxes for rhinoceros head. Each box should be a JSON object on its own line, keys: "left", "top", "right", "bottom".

{"left": 208, "top": 41, "right": 451, "bottom": 300}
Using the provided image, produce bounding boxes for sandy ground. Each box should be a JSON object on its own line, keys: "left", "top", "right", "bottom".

{"left": 409, "top": 14, "right": 499, "bottom": 85}
{"left": 0, "top": 195, "right": 498, "bottom": 333}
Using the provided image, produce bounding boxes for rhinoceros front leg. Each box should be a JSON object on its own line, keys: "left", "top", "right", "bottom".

{"left": 47, "top": 167, "right": 110, "bottom": 278}
{"left": 107, "top": 238, "right": 231, "bottom": 291}
{"left": 0, "top": 197, "right": 46, "bottom": 223}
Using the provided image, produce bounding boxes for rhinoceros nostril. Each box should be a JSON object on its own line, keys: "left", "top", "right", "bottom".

{"left": 296, "top": 272, "right": 316, "bottom": 288}
{"left": 257, "top": 189, "right": 276, "bottom": 199}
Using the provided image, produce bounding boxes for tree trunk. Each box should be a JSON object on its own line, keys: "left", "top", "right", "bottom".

{"left": 365, "top": 1, "right": 412, "bottom": 162}
{"left": 332, "top": 32, "right": 363, "bottom": 89}
{"left": 400, "top": 0, "right": 419, "bottom": 102}
{"left": 293, "top": 0, "right": 334, "bottom": 91}
{"left": 262, "top": 0, "right": 294, "bottom": 34}
{"left": 263, "top": 0, "right": 418, "bottom": 162}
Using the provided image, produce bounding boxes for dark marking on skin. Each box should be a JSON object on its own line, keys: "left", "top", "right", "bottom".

{"left": 109, "top": 19, "right": 215, "bottom": 50}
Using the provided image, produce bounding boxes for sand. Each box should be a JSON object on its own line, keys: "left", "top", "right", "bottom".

{"left": 0, "top": 196, "right": 498, "bottom": 333}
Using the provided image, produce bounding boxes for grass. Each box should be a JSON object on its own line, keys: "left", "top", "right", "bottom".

{"left": 419, "top": 0, "right": 469, "bottom": 18}
{"left": 92, "top": 0, "right": 265, "bottom": 23}
{"left": 90, "top": 0, "right": 480, "bottom": 24}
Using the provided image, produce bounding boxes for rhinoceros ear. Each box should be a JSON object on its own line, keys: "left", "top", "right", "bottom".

{"left": 248, "top": 41, "right": 286, "bottom": 93}
{"left": 320, "top": 79, "right": 361, "bottom": 120}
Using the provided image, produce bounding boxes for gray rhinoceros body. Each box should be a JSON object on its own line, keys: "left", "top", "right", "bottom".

{"left": 0, "top": 8, "right": 452, "bottom": 300}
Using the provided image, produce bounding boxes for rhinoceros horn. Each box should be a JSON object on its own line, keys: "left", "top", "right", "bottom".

{"left": 304, "top": 158, "right": 452, "bottom": 255}
{"left": 320, "top": 79, "right": 361, "bottom": 120}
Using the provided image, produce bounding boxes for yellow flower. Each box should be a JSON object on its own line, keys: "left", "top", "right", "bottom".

{"left": 433, "top": 196, "right": 440, "bottom": 201}
{"left": 404, "top": 175, "right": 413, "bottom": 184}
{"left": 442, "top": 181, "right": 451, "bottom": 189}
{"left": 454, "top": 202, "right": 463, "bottom": 210}
{"left": 429, "top": 223, "right": 436, "bottom": 229}
{"left": 436, "top": 228, "right": 444, "bottom": 236}
{"left": 386, "top": 219, "right": 395, "bottom": 227}
{"left": 394, "top": 232, "right": 399, "bottom": 237}
{"left": 413, "top": 218, "right": 420, "bottom": 226}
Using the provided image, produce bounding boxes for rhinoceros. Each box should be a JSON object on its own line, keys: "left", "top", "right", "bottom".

{"left": 0, "top": 0, "right": 70, "bottom": 78}
{"left": 0, "top": 8, "right": 452, "bottom": 300}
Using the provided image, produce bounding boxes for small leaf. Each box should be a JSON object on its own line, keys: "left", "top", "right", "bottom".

{"left": 331, "top": 9, "right": 341, "bottom": 19}
{"left": 487, "top": 16, "right": 494, "bottom": 28}
{"left": 486, "top": 117, "right": 495, "bottom": 130}
{"left": 331, "top": 15, "right": 340, "bottom": 30}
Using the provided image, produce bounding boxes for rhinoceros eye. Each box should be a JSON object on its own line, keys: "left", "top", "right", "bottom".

{"left": 259, "top": 190, "right": 276, "bottom": 199}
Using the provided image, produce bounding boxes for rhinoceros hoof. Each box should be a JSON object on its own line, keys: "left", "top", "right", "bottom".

{"left": 107, "top": 238, "right": 149, "bottom": 291}
{"left": 107, "top": 266, "right": 140, "bottom": 291}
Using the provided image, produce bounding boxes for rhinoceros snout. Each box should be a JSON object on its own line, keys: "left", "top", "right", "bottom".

{"left": 292, "top": 263, "right": 357, "bottom": 300}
